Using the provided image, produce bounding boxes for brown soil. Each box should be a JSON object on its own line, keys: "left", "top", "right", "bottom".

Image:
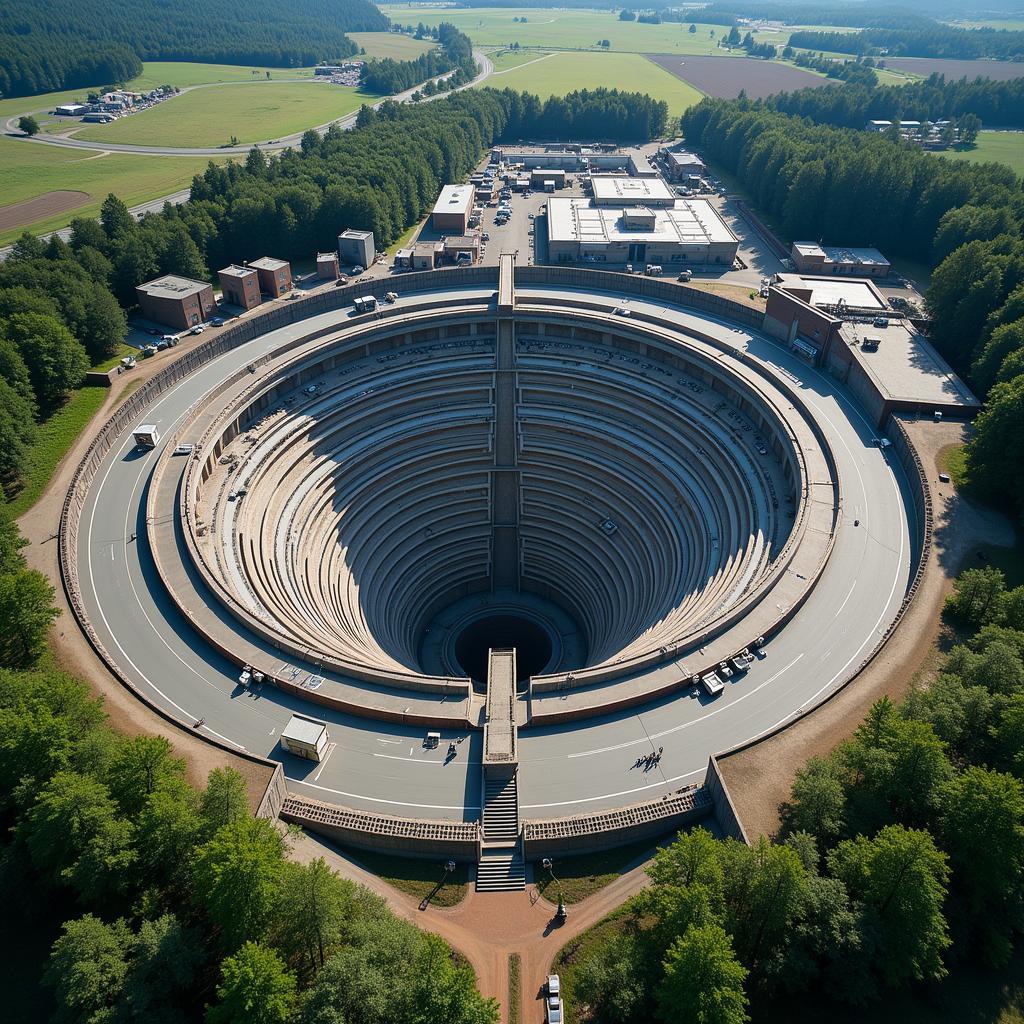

{"left": 687, "top": 280, "right": 766, "bottom": 309}
{"left": 645, "top": 53, "right": 835, "bottom": 100}
{"left": 289, "top": 829, "right": 654, "bottom": 1024}
{"left": 718, "top": 418, "right": 1017, "bottom": 839}
{"left": 0, "top": 190, "right": 90, "bottom": 232}
{"left": 17, "top": 346, "right": 274, "bottom": 807}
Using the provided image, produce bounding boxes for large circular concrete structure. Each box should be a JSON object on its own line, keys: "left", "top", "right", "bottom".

{"left": 64, "top": 264, "right": 919, "bottom": 862}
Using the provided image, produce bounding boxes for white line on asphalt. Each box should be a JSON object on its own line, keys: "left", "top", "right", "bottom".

{"left": 296, "top": 779, "right": 479, "bottom": 811}
{"left": 521, "top": 767, "right": 705, "bottom": 810}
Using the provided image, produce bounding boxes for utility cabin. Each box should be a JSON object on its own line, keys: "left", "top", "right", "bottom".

{"left": 133, "top": 424, "right": 160, "bottom": 449}
{"left": 280, "top": 713, "right": 329, "bottom": 762}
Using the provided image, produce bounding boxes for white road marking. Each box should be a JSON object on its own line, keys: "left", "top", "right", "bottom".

{"left": 296, "top": 778, "right": 478, "bottom": 811}
{"left": 521, "top": 767, "right": 705, "bottom": 810}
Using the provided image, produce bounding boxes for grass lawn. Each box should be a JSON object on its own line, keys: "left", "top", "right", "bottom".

{"left": 508, "top": 954, "right": 522, "bottom": 1024}
{"left": 937, "top": 131, "right": 1024, "bottom": 178}
{"left": 533, "top": 838, "right": 659, "bottom": 904}
{"left": 348, "top": 31, "right": 437, "bottom": 60}
{"left": 477, "top": 51, "right": 703, "bottom": 118}
{"left": 76, "top": 81, "right": 376, "bottom": 148}
{"left": 7, "top": 386, "right": 108, "bottom": 517}
{"left": 0, "top": 136, "right": 224, "bottom": 245}
{"left": 340, "top": 846, "right": 469, "bottom": 907}
{"left": 487, "top": 48, "right": 556, "bottom": 73}
{"left": 0, "top": 62, "right": 316, "bottom": 121}
{"left": 384, "top": 7, "right": 744, "bottom": 54}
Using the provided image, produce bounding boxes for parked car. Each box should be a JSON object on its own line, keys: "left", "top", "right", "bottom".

{"left": 190, "top": 325, "right": 204, "bottom": 335}
{"left": 155, "top": 339, "right": 169, "bottom": 351}
{"left": 677, "top": 269, "right": 693, "bottom": 282}
{"left": 384, "top": 291, "right": 398, "bottom": 303}
{"left": 351, "top": 265, "right": 364, "bottom": 274}
{"left": 141, "top": 344, "right": 158, "bottom": 358}
{"left": 210, "top": 317, "right": 225, "bottom": 327}
{"left": 173, "top": 443, "right": 195, "bottom": 456}
{"left": 872, "top": 316, "right": 890, "bottom": 328}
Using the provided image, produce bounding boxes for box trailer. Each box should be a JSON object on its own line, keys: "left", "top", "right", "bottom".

{"left": 133, "top": 424, "right": 160, "bottom": 449}
{"left": 353, "top": 295, "right": 377, "bottom": 313}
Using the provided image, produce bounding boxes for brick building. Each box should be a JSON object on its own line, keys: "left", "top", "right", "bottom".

{"left": 249, "top": 257, "right": 292, "bottom": 298}
{"left": 218, "top": 265, "right": 261, "bottom": 310}
{"left": 135, "top": 275, "right": 216, "bottom": 330}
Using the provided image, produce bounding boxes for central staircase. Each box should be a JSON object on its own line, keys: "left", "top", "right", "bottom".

{"left": 476, "top": 647, "right": 526, "bottom": 891}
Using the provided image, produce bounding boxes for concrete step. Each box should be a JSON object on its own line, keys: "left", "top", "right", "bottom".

{"left": 476, "top": 851, "right": 526, "bottom": 892}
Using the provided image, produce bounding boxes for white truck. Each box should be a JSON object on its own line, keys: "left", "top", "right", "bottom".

{"left": 352, "top": 295, "right": 377, "bottom": 314}
{"left": 133, "top": 424, "right": 160, "bottom": 450}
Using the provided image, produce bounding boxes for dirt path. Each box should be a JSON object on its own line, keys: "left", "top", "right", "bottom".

{"left": 16, "top": 347, "right": 275, "bottom": 805}
{"left": 289, "top": 829, "right": 653, "bottom": 1024}
{"left": 719, "top": 419, "right": 1016, "bottom": 839}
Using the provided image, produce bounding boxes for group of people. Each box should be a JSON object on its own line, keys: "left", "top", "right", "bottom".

{"left": 632, "top": 746, "right": 664, "bottom": 772}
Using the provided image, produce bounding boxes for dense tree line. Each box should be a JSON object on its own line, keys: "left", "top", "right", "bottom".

{"left": 572, "top": 565, "right": 1024, "bottom": 1022}
{"left": 790, "top": 24, "right": 1024, "bottom": 61}
{"left": 362, "top": 23, "right": 476, "bottom": 95}
{"left": 0, "top": 234, "right": 127, "bottom": 495}
{"left": 0, "top": 505, "right": 497, "bottom": 1022}
{"left": 767, "top": 73, "right": 1024, "bottom": 129}
{"left": 791, "top": 50, "right": 879, "bottom": 87}
{"left": 0, "top": 0, "right": 387, "bottom": 97}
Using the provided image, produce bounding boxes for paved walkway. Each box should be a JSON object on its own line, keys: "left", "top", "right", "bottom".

{"left": 288, "top": 829, "right": 654, "bottom": 1024}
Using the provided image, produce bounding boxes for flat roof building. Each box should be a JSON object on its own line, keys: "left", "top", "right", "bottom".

{"left": 547, "top": 197, "right": 738, "bottom": 268}
{"left": 590, "top": 175, "right": 677, "bottom": 208}
{"left": 432, "top": 184, "right": 476, "bottom": 234}
{"left": 249, "top": 256, "right": 292, "bottom": 298}
{"left": 664, "top": 150, "right": 707, "bottom": 180}
{"left": 791, "top": 242, "right": 891, "bottom": 278}
{"left": 217, "top": 264, "right": 261, "bottom": 311}
{"left": 764, "top": 273, "right": 979, "bottom": 425}
{"left": 135, "top": 275, "right": 216, "bottom": 330}
{"left": 412, "top": 240, "right": 443, "bottom": 269}
{"left": 338, "top": 229, "right": 375, "bottom": 269}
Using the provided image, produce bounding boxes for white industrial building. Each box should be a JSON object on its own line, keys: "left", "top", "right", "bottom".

{"left": 791, "top": 242, "right": 891, "bottom": 278}
{"left": 547, "top": 196, "right": 738, "bottom": 268}
{"left": 590, "top": 175, "right": 677, "bottom": 207}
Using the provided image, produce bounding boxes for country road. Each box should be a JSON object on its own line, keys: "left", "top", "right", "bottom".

{"left": 0, "top": 50, "right": 493, "bottom": 259}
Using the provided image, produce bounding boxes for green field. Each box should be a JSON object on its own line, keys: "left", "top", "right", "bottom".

{"left": 487, "top": 47, "right": 557, "bottom": 73}
{"left": 938, "top": 131, "right": 1024, "bottom": 177}
{"left": 0, "top": 62, "right": 320, "bottom": 122}
{"left": 348, "top": 31, "right": 437, "bottom": 59}
{"left": 478, "top": 51, "right": 703, "bottom": 117}
{"left": 76, "top": 81, "right": 375, "bottom": 148}
{"left": 385, "top": 6, "right": 743, "bottom": 53}
{"left": 0, "top": 136, "right": 225, "bottom": 245}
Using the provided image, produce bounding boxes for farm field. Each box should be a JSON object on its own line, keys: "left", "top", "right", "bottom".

{"left": 384, "top": 6, "right": 743, "bottom": 53}
{"left": 348, "top": 31, "right": 437, "bottom": 59}
{"left": 937, "top": 130, "right": 1024, "bottom": 177}
{"left": 648, "top": 53, "right": 831, "bottom": 100}
{"left": 0, "top": 135, "right": 223, "bottom": 245}
{"left": 883, "top": 56, "right": 1024, "bottom": 81}
{"left": 477, "top": 51, "right": 703, "bottom": 117}
{"left": 76, "top": 81, "right": 375, "bottom": 148}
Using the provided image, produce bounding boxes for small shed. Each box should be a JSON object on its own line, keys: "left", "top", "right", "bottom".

{"left": 281, "top": 713, "right": 329, "bottom": 762}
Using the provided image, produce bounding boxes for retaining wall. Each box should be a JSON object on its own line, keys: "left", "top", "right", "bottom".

{"left": 704, "top": 755, "right": 750, "bottom": 844}
{"left": 522, "top": 786, "right": 714, "bottom": 857}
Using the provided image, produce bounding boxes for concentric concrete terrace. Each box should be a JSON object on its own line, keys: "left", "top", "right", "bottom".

{"left": 67, "top": 263, "right": 919, "bottom": 844}
{"left": 151, "top": 276, "right": 838, "bottom": 724}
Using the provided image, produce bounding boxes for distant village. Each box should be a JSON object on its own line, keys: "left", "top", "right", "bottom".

{"left": 53, "top": 87, "right": 178, "bottom": 124}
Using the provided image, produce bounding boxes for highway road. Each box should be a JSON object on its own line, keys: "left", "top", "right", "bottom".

{"left": 73, "top": 282, "right": 913, "bottom": 822}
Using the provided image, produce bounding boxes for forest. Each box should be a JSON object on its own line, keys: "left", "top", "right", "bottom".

{"left": 0, "top": 0, "right": 387, "bottom": 97}
{"left": 680, "top": 94, "right": 1024, "bottom": 524}
{"left": 567, "top": 566, "right": 1024, "bottom": 1023}
{"left": 767, "top": 74, "right": 1024, "bottom": 130}
{"left": 790, "top": 24, "right": 1024, "bottom": 60}
{"left": 361, "top": 23, "right": 476, "bottom": 95}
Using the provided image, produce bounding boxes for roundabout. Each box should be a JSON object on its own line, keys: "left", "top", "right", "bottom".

{"left": 63, "top": 260, "right": 919, "bottom": 870}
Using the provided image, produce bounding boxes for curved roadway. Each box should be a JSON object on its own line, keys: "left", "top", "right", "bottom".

{"left": 3, "top": 50, "right": 494, "bottom": 157}
{"left": 74, "top": 283, "right": 914, "bottom": 822}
